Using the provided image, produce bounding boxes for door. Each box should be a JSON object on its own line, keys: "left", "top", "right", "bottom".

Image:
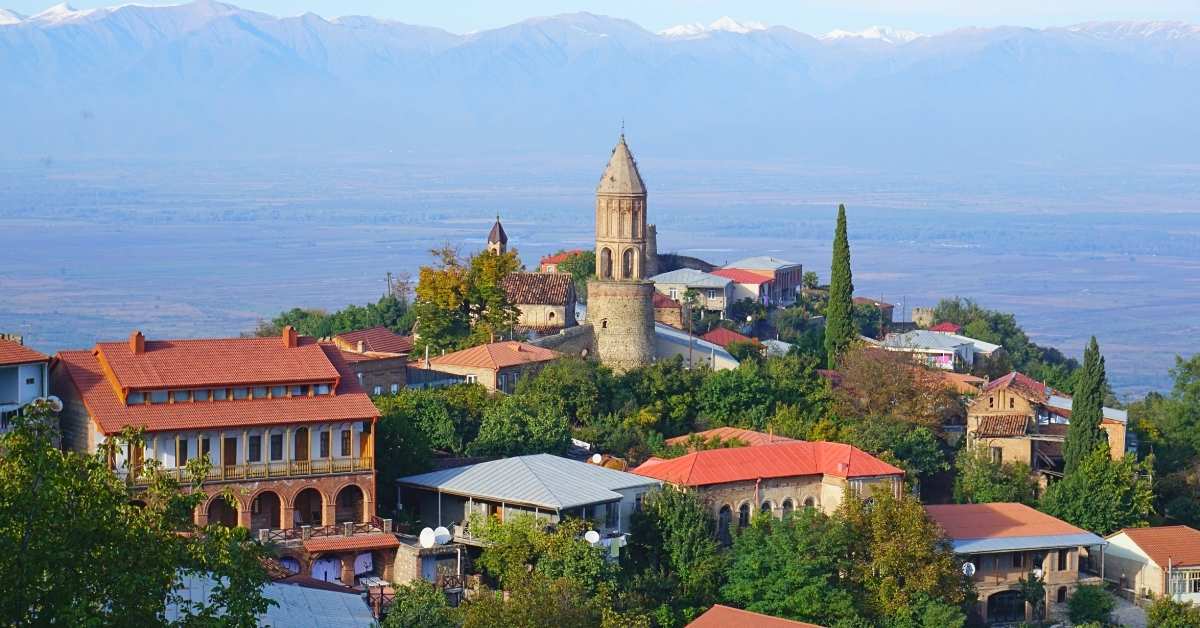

{"left": 223, "top": 437, "right": 237, "bottom": 468}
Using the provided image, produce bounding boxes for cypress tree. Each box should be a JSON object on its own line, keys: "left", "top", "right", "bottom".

{"left": 1062, "top": 336, "right": 1109, "bottom": 474}
{"left": 824, "top": 204, "right": 855, "bottom": 368}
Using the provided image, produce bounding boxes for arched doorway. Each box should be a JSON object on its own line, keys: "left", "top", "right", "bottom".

{"left": 250, "top": 491, "right": 282, "bottom": 531}
{"left": 599, "top": 248, "right": 612, "bottom": 279}
{"left": 293, "top": 488, "right": 324, "bottom": 527}
{"left": 717, "top": 505, "right": 733, "bottom": 545}
{"left": 781, "top": 499, "right": 794, "bottom": 518}
{"left": 987, "top": 590, "right": 1025, "bottom": 624}
{"left": 279, "top": 556, "right": 301, "bottom": 575}
{"left": 311, "top": 556, "right": 341, "bottom": 583}
{"left": 335, "top": 484, "right": 365, "bottom": 523}
{"left": 207, "top": 495, "right": 239, "bottom": 528}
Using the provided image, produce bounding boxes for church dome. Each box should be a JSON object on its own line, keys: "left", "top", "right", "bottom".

{"left": 597, "top": 134, "right": 646, "bottom": 195}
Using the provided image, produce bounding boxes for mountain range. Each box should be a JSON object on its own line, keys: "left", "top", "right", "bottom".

{"left": 3, "top": 1, "right": 1200, "bottom": 167}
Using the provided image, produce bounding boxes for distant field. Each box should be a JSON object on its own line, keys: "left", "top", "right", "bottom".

{"left": 1, "top": 156, "right": 1197, "bottom": 398}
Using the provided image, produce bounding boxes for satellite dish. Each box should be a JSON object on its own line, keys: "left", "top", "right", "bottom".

{"left": 433, "top": 526, "right": 452, "bottom": 545}
{"left": 46, "top": 395, "right": 63, "bottom": 412}
{"left": 591, "top": 453, "right": 603, "bottom": 464}
{"left": 418, "top": 527, "right": 435, "bottom": 549}
{"left": 584, "top": 530, "right": 601, "bottom": 545}
{"left": 1032, "top": 568, "right": 1044, "bottom": 580}
{"left": 962, "top": 562, "right": 976, "bottom": 578}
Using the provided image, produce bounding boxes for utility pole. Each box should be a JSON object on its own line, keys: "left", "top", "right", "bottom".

{"left": 386, "top": 272, "right": 393, "bottom": 297}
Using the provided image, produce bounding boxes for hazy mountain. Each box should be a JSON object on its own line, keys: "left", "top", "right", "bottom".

{"left": 2, "top": 1, "right": 1199, "bottom": 168}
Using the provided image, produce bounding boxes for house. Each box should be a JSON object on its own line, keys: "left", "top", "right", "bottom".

{"left": 925, "top": 503, "right": 1106, "bottom": 625}
{"left": 699, "top": 326, "right": 756, "bottom": 350}
{"left": 332, "top": 326, "right": 413, "bottom": 396}
{"left": 966, "top": 371, "right": 1129, "bottom": 477}
{"left": 652, "top": 323, "right": 740, "bottom": 371}
{"left": 631, "top": 441, "right": 903, "bottom": 543}
{"left": 539, "top": 249, "right": 584, "bottom": 273}
{"left": 502, "top": 272, "right": 578, "bottom": 333}
{"left": 853, "top": 296, "right": 895, "bottom": 330}
{"left": 722, "top": 256, "right": 803, "bottom": 306}
{"left": 652, "top": 292, "right": 685, "bottom": 329}
{"left": 711, "top": 268, "right": 773, "bottom": 307}
{"left": 929, "top": 322, "right": 962, "bottom": 334}
{"left": 0, "top": 336, "right": 49, "bottom": 433}
{"left": 688, "top": 605, "right": 823, "bottom": 628}
{"left": 1104, "top": 525, "right": 1200, "bottom": 603}
{"left": 648, "top": 268, "right": 733, "bottom": 317}
{"left": 882, "top": 329, "right": 977, "bottom": 371}
{"left": 425, "top": 341, "right": 561, "bottom": 394}
{"left": 396, "top": 454, "right": 662, "bottom": 555}
{"left": 664, "top": 427, "right": 796, "bottom": 451}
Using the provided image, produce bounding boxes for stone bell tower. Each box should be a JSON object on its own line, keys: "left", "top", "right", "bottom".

{"left": 588, "top": 134, "right": 655, "bottom": 372}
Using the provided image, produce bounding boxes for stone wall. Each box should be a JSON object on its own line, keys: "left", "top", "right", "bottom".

{"left": 529, "top": 324, "right": 594, "bottom": 357}
{"left": 515, "top": 303, "right": 575, "bottom": 329}
{"left": 350, "top": 355, "right": 408, "bottom": 396}
{"left": 587, "top": 280, "right": 655, "bottom": 373}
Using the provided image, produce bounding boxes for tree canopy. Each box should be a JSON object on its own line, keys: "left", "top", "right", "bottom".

{"left": 824, "top": 204, "right": 855, "bottom": 368}
{"left": 1063, "top": 336, "right": 1109, "bottom": 473}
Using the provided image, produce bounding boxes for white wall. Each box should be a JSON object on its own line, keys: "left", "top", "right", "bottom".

{"left": 107, "top": 421, "right": 366, "bottom": 471}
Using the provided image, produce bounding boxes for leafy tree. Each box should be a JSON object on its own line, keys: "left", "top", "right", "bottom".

{"left": 954, "top": 446, "right": 1038, "bottom": 505}
{"left": 555, "top": 250, "right": 595, "bottom": 304}
{"left": 1130, "top": 354, "right": 1200, "bottom": 526}
{"left": 1067, "top": 584, "right": 1114, "bottom": 624}
{"left": 413, "top": 245, "right": 522, "bottom": 353}
{"left": 622, "top": 357, "right": 705, "bottom": 437}
{"left": 721, "top": 510, "right": 862, "bottom": 626}
{"left": 383, "top": 580, "right": 460, "bottom": 628}
{"left": 1019, "top": 572, "right": 1046, "bottom": 623}
{"left": 0, "top": 400, "right": 271, "bottom": 626}
{"left": 468, "top": 395, "right": 571, "bottom": 457}
{"left": 255, "top": 294, "right": 414, "bottom": 339}
{"left": 514, "top": 358, "right": 621, "bottom": 427}
{"left": 840, "top": 418, "right": 948, "bottom": 481}
{"left": 852, "top": 302, "right": 882, "bottom": 339}
{"left": 802, "top": 270, "right": 820, "bottom": 289}
{"left": 697, "top": 363, "right": 775, "bottom": 429}
{"left": 461, "top": 575, "right": 604, "bottom": 628}
{"left": 833, "top": 347, "right": 964, "bottom": 431}
{"left": 372, "top": 396, "right": 435, "bottom": 514}
{"left": 824, "top": 204, "right": 855, "bottom": 368}
{"left": 472, "top": 515, "right": 614, "bottom": 594}
{"left": 1146, "top": 595, "right": 1200, "bottom": 627}
{"left": 725, "top": 339, "right": 764, "bottom": 364}
{"left": 1040, "top": 446, "right": 1154, "bottom": 534}
{"left": 1064, "top": 336, "right": 1109, "bottom": 473}
{"left": 464, "top": 248, "right": 524, "bottom": 346}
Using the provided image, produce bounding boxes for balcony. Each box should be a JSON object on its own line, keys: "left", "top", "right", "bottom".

{"left": 129, "top": 456, "right": 374, "bottom": 485}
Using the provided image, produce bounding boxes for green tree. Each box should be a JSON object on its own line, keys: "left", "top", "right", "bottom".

{"left": 721, "top": 510, "right": 862, "bottom": 625}
{"left": 1130, "top": 354, "right": 1200, "bottom": 526}
{"left": 840, "top": 418, "right": 948, "bottom": 481}
{"left": 1067, "top": 584, "right": 1114, "bottom": 624}
{"left": 468, "top": 396, "right": 571, "bottom": 457}
{"left": 726, "top": 339, "right": 764, "bottom": 364}
{"left": 852, "top": 302, "right": 882, "bottom": 339}
{"left": 372, "top": 395, "right": 434, "bottom": 514}
{"left": 514, "top": 358, "right": 621, "bottom": 427}
{"left": 1146, "top": 595, "right": 1200, "bottom": 627}
{"left": 382, "top": 580, "right": 460, "bottom": 628}
{"left": 1019, "top": 572, "right": 1046, "bottom": 622}
{"left": 0, "top": 401, "right": 271, "bottom": 626}
{"left": 461, "top": 575, "right": 605, "bottom": 628}
{"left": 413, "top": 245, "right": 522, "bottom": 353}
{"left": 802, "top": 270, "right": 820, "bottom": 289}
{"left": 555, "top": 250, "right": 596, "bottom": 304}
{"left": 697, "top": 363, "right": 774, "bottom": 430}
{"left": 623, "top": 357, "right": 705, "bottom": 437}
{"left": 1064, "top": 336, "right": 1109, "bottom": 473}
{"left": 472, "top": 515, "right": 614, "bottom": 595}
{"left": 1040, "top": 446, "right": 1154, "bottom": 534}
{"left": 824, "top": 204, "right": 855, "bottom": 368}
{"left": 954, "top": 446, "right": 1038, "bottom": 505}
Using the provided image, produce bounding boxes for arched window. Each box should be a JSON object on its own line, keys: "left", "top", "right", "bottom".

{"left": 761, "top": 501, "right": 772, "bottom": 514}
{"left": 803, "top": 497, "right": 815, "bottom": 509}
{"left": 622, "top": 248, "right": 636, "bottom": 280}
{"left": 781, "top": 499, "right": 794, "bottom": 517}
{"left": 548, "top": 311, "right": 556, "bottom": 321}
{"left": 599, "top": 248, "right": 613, "bottom": 279}
{"left": 738, "top": 503, "right": 751, "bottom": 528}
{"left": 717, "top": 506, "right": 732, "bottom": 545}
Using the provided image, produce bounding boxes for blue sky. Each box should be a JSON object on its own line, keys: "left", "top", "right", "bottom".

{"left": 9, "top": 0, "right": 1200, "bottom": 34}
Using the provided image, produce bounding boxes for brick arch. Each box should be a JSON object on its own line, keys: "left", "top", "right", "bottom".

{"left": 291, "top": 486, "right": 327, "bottom": 527}
{"left": 332, "top": 480, "right": 370, "bottom": 523}
{"left": 246, "top": 487, "right": 285, "bottom": 531}
{"left": 203, "top": 491, "right": 244, "bottom": 528}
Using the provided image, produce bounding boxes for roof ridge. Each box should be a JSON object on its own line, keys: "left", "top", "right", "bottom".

{"left": 524, "top": 455, "right": 567, "bottom": 509}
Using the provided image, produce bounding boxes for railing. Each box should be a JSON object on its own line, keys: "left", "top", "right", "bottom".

{"left": 258, "top": 518, "right": 392, "bottom": 545}
{"left": 129, "top": 456, "right": 373, "bottom": 485}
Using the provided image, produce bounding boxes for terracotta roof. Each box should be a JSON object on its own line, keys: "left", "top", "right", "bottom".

{"left": 700, "top": 327, "right": 755, "bottom": 349}
{"left": 53, "top": 342, "right": 379, "bottom": 435}
{"left": 929, "top": 322, "right": 962, "bottom": 333}
{"left": 652, "top": 292, "right": 682, "bottom": 310}
{"left": 334, "top": 327, "right": 413, "bottom": 355}
{"left": 487, "top": 218, "right": 507, "bottom": 245}
{"left": 303, "top": 533, "right": 401, "bottom": 553}
{"left": 924, "top": 503, "right": 1086, "bottom": 541}
{"left": 540, "top": 249, "right": 584, "bottom": 266}
{"left": 688, "top": 605, "right": 822, "bottom": 628}
{"left": 631, "top": 441, "right": 904, "bottom": 486}
{"left": 983, "top": 371, "right": 1049, "bottom": 402}
{"left": 939, "top": 371, "right": 986, "bottom": 394}
{"left": 502, "top": 272, "right": 574, "bottom": 306}
{"left": 93, "top": 335, "right": 340, "bottom": 390}
{"left": 428, "top": 341, "right": 561, "bottom": 371}
{"left": 0, "top": 338, "right": 49, "bottom": 366}
{"left": 665, "top": 427, "right": 796, "bottom": 449}
{"left": 710, "top": 268, "right": 773, "bottom": 285}
{"left": 1113, "top": 526, "right": 1200, "bottom": 568}
{"left": 976, "top": 415, "right": 1029, "bottom": 437}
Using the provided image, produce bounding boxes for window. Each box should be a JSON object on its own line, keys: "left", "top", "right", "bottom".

{"left": 24, "top": 377, "right": 35, "bottom": 385}
{"left": 465, "top": 375, "right": 478, "bottom": 384}
{"left": 340, "top": 430, "right": 351, "bottom": 457}
{"left": 498, "top": 374, "right": 507, "bottom": 392}
{"left": 248, "top": 435, "right": 262, "bottom": 462}
{"left": 738, "top": 503, "right": 751, "bottom": 528}
{"left": 548, "top": 311, "right": 556, "bottom": 321}
{"left": 1058, "top": 549, "right": 1068, "bottom": 571}
{"left": 761, "top": 501, "right": 772, "bottom": 514}
{"left": 781, "top": 499, "right": 794, "bottom": 517}
{"left": 177, "top": 439, "right": 189, "bottom": 465}
{"left": 390, "top": 383, "right": 399, "bottom": 394}
{"left": 372, "top": 385, "right": 382, "bottom": 395}
{"left": 708, "top": 289, "right": 718, "bottom": 300}
{"left": 200, "top": 437, "right": 211, "bottom": 461}
{"left": 990, "top": 447, "right": 1003, "bottom": 464}
{"left": 314, "top": 384, "right": 331, "bottom": 395}
{"left": 668, "top": 288, "right": 678, "bottom": 300}
{"left": 320, "top": 431, "right": 330, "bottom": 458}
{"left": 271, "top": 386, "right": 286, "bottom": 398}
{"left": 233, "top": 388, "right": 249, "bottom": 400}
{"left": 634, "top": 494, "right": 643, "bottom": 512}
{"left": 253, "top": 387, "right": 268, "bottom": 399}
{"left": 173, "top": 390, "right": 190, "bottom": 402}
{"left": 803, "top": 497, "right": 815, "bottom": 509}
{"left": 1057, "top": 587, "right": 1067, "bottom": 603}
{"left": 1010, "top": 397, "right": 1015, "bottom": 409}
{"left": 1012, "top": 552, "right": 1023, "bottom": 568}
{"left": 150, "top": 390, "right": 169, "bottom": 404}
{"left": 192, "top": 389, "right": 209, "bottom": 401}
{"left": 605, "top": 503, "right": 618, "bottom": 529}
{"left": 290, "top": 385, "right": 306, "bottom": 397}
{"left": 213, "top": 388, "right": 227, "bottom": 400}
{"left": 127, "top": 391, "right": 144, "bottom": 405}
{"left": 989, "top": 396, "right": 994, "bottom": 408}
{"left": 270, "top": 433, "right": 283, "bottom": 461}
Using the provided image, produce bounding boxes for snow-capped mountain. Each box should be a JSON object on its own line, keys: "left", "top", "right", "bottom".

{"left": 2, "top": 2, "right": 1199, "bottom": 167}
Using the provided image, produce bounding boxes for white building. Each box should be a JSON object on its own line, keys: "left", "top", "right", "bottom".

{"left": 1105, "top": 526, "right": 1200, "bottom": 603}
{"left": 0, "top": 337, "right": 49, "bottom": 432}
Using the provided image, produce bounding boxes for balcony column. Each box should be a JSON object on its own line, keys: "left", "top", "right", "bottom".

{"left": 193, "top": 502, "right": 208, "bottom": 527}
{"left": 284, "top": 427, "right": 292, "bottom": 474}
{"left": 322, "top": 495, "right": 336, "bottom": 527}
{"left": 339, "top": 555, "right": 355, "bottom": 586}
{"left": 362, "top": 482, "right": 374, "bottom": 522}
{"left": 238, "top": 497, "right": 251, "bottom": 529}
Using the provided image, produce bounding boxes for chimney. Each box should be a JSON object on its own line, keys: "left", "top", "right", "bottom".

{"left": 357, "top": 340, "right": 365, "bottom": 353}
{"left": 129, "top": 330, "right": 145, "bottom": 354}
{"left": 282, "top": 325, "right": 298, "bottom": 348}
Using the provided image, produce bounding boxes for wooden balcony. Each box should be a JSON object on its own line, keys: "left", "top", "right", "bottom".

{"left": 129, "top": 456, "right": 374, "bottom": 485}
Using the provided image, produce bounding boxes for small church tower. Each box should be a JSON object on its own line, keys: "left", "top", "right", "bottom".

{"left": 487, "top": 216, "right": 507, "bottom": 255}
{"left": 588, "top": 134, "right": 656, "bottom": 372}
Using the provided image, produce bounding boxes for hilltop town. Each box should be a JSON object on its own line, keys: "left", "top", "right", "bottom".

{"left": 3, "top": 135, "right": 1200, "bottom": 628}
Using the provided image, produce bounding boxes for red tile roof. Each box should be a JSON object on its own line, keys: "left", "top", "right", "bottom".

{"left": 53, "top": 341, "right": 378, "bottom": 435}
{"left": 976, "top": 415, "right": 1029, "bottom": 437}
{"left": 710, "top": 268, "right": 772, "bottom": 286}
{"left": 334, "top": 326, "right": 413, "bottom": 355}
{"left": 983, "top": 371, "right": 1049, "bottom": 402}
{"left": 539, "top": 249, "right": 584, "bottom": 266}
{"left": 688, "top": 605, "right": 823, "bottom": 628}
{"left": 929, "top": 322, "right": 962, "bottom": 333}
{"left": 665, "top": 427, "right": 796, "bottom": 449}
{"left": 303, "top": 533, "right": 401, "bottom": 553}
{"left": 631, "top": 441, "right": 904, "bottom": 486}
{"left": 502, "top": 272, "right": 574, "bottom": 306}
{"left": 924, "top": 503, "right": 1086, "bottom": 541}
{"left": 0, "top": 338, "right": 49, "bottom": 366}
{"left": 428, "top": 341, "right": 561, "bottom": 371}
{"left": 700, "top": 327, "right": 755, "bottom": 349}
{"left": 652, "top": 292, "right": 681, "bottom": 310}
{"left": 1114, "top": 526, "right": 1200, "bottom": 568}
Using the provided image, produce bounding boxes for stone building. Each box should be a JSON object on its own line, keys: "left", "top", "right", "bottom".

{"left": 502, "top": 271, "right": 577, "bottom": 333}
{"left": 425, "top": 341, "right": 561, "bottom": 394}
{"left": 332, "top": 326, "right": 413, "bottom": 396}
{"left": 631, "top": 440, "right": 903, "bottom": 543}
{"left": 486, "top": 216, "right": 507, "bottom": 255}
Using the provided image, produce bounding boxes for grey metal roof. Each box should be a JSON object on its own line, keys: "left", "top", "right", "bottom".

{"left": 1046, "top": 394, "right": 1129, "bottom": 425}
{"left": 397, "top": 454, "right": 661, "bottom": 511}
{"left": 724, "top": 255, "right": 799, "bottom": 270}
{"left": 649, "top": 268, "right": 731, "bottom": 288}
{"left": 882, "top": 330, "right": 970, "bottom": 351}
{"left": 654, "top": 322, "right": 737, "bottom": 362}
{"left": 761, "top": 339, "right": 794, "bottom": 357}
{"left": 167, "top": 573, "right": 375, "bottom": 627}
{"left": 942, "top": 332, "right": 1002, "bottom": 354}
{"left": 950, "top": 533, "right": 1106, "bottom": 555}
